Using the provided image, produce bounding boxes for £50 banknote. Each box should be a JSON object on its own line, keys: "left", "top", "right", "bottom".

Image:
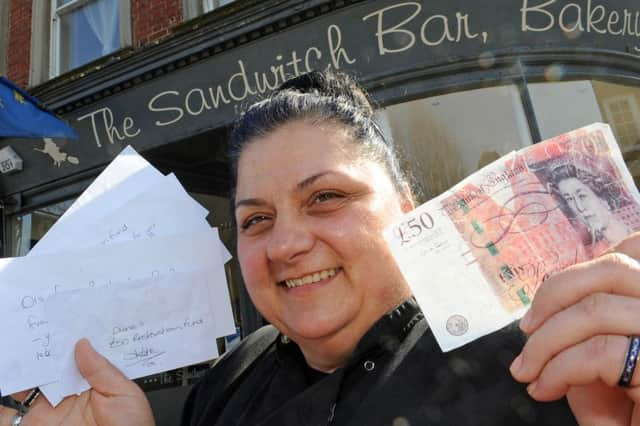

{"left": 385, "top": 123, "right": 640, "bottom": 351}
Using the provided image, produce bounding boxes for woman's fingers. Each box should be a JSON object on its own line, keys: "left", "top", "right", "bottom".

{"left": 512, "top": 293, "right": 640, "bottom": 383}
{"left": 609, "top": 232, "right": 640, "bottom": 261}
{"left": 522, "top": 335, "right": 640, "bottom": 402}
{"left": 75, "top": 339, "right": 141, "bottom": 397}
{"left": 521, "top": 252, "right": 640, "bottom": 335}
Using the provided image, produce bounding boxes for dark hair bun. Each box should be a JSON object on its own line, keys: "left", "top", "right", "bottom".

{"left": 275, "top": 70, "right": 374, "bottom": 118}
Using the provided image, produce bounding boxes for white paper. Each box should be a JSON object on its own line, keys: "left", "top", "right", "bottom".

{"left": 0, "top": 282, "right": 59, "bottom": 394}
{"left": 44, "top": 270, "right": 219, "bottom": 399}
{"left": 51, "top": 173, "right": 209, "bottom": 251}
{"left": 0, "top": 229, "right": 232, "bottom": 395}
{"left": 1, "top": 145, "right": 235, "bottom": 403}
{"left": 30, "top": 146, "right": 164, "bottom": 256}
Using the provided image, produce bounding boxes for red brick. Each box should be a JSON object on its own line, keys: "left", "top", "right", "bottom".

{"left": 131, "top": 0, "right": 181, "bottom": 48}
{"left": 6, "top": 0, "right": 186, "bottom": 83}
{"left": 7, "top": 0, "right": 32, "bottom": 87}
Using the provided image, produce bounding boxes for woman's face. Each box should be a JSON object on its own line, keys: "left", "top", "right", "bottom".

{"left": 235, "top": 120, "right": 413, "bottom": 355}
{"left": 557, "top": 177, "right": 610, "bottom": 232}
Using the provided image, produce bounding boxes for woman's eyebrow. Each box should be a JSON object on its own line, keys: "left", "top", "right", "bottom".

{"left": 296, "top": 171, "right": 336, "bottom": 192}
{"left": 235, "top": 171, "right": 343, "bottom": 209}
{"left": 235, "top": 197, "right": 267, "bottom": 209}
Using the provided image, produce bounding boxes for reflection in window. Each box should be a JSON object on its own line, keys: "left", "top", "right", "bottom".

{"left": 202, "top": 0, "right": 235, "bottom": 13}
{"left": 379, "top": 85, "right": 532, "bottom": 201}
{"left": 10, "top": 199, "right": 75, "bottom": 256}
{"left": 594, "top": 82, "right": 640, "bottom": 150}
{"left": 51, "top": 0, "right": 121, "bottom": 75}
{"left": 528, "top": 81, "right": 603, "bottom": 141}
{"left": 184, "top": 0, "right": 236, "bottom": 19}
{"left": 529, "top": 80, "right": 640, "bottom": 187}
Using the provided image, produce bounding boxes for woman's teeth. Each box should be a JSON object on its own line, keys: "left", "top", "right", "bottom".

{"left": 284, "top": 268, "right": 339, "bottom": 288}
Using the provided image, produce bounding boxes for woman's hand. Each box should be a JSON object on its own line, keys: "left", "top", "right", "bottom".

{"left": 510, "top": 233, "right": 640, "bottom": 425}
{"left": 0, "top": 339, "right": 155, "bottom": 426}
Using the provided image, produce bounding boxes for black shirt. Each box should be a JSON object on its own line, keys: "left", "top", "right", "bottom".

{"left": 183, "top": 298, "right": 576, "bottom": 425}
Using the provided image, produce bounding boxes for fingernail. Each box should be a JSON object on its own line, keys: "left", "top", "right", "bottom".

{"left": 509, "top": 354, "right": 523, "bottom": 376}
{"left": 527, "top": 381, "right": 537, "bottom": 397}
{"left": 520, "top": 311, "right": 532, "bottom": 333}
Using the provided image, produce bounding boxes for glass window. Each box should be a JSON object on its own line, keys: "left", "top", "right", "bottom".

{"left": 529, "top": 80, "right": 640, "bottom": 186}
{"left": 379, "top": 85, "right": 533, "bottom": 201}
{"left": 50, "top": 0, "right": 122, "bottom": 75}
{"left": 183, "top": 0, "right": 236, "bottom": 20}
{"left": 9, "top": 199, "right": 75, "bottom": 256}
{"left": 202, "top": 0, "right": 235, "bottom": 13}
{"left": 528, "top": 81, "right": 604, "bottom": 141}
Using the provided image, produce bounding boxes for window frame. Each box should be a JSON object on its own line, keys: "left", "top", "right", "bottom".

{"left": 29, "top": 0, "right": 131, "bottom": 83}
{"left": 182, "top": 0, "right": 235, "bottom": 20}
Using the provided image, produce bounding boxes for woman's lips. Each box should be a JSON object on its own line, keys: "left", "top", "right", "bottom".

{"left": 282, "top": 267, "right": 342, "bottom": 289}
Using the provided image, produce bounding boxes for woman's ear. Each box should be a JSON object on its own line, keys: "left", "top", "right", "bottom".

{"left": 399, "top": 183, "right": 415, "bottom": 213}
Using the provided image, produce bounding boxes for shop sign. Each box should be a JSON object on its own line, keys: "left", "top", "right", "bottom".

{"left": 2, "top": 0, "right": 639, "bottom": 195}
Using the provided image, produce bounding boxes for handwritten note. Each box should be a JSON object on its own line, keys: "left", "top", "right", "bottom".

{"left": 44, "top": 270, "right": 219, "bottom": 398}
{"left": 0, "top": 283, "right": 59, "bottom": 394}
{"left": 0, "top": 145, "right": 235, "bottom": 405}
{"left": 0, "top": 229, "right": 231, "bottom": 396}
{"left": 40, "top": 173, "right": 209, "bottom": 251}
{"left": 30, "top": 146, "right": 165, "bottom": 256}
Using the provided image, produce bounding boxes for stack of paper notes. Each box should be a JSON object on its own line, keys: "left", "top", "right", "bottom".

{"left": 0, "top": 146, "right": 236, "bottom": 406}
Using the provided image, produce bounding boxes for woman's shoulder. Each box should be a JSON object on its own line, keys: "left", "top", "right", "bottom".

{"left": 181, "top": 325, "right": 280, "bottom": 426}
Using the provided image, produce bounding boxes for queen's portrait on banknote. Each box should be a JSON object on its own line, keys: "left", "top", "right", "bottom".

{"left": 548, "top": 163, "right": 631, "bottom": 245}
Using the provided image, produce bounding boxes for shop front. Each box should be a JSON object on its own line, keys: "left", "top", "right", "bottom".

{"left": 1, "top": 0, "right": 639, "bottom": 421}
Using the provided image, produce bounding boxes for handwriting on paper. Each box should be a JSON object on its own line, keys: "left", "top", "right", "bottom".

{"left": 100, "top": 223, "right": 159, "bottom": 245}
{"left": 44, "top": 269, "right": 220, "bottom": 399}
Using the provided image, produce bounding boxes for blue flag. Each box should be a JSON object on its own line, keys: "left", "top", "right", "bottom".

{"left": 0, "top": 76, "right": 78, "bottom": 140}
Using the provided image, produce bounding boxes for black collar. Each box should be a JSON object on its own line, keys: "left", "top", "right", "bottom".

{"left": 276, "top": 296, "right": 424, "bottom": 372}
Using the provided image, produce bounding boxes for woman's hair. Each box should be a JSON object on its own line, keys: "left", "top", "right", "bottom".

{"left": 548, "top": 163, "right": 630, "bottom": 212}
{"left": 228, "top": 69, "right": 411, "bottom": 200}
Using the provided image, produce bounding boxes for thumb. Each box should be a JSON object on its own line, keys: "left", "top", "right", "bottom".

{"left": 75, "top": 338, "right": 135, "bottom": 395}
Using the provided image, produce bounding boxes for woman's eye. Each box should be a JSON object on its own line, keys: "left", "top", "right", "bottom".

{"left": 241, "top": 215, "right": 269, "bottom": 230}
{"left": 312, "top": 191, "right": 344, "bottom": 204}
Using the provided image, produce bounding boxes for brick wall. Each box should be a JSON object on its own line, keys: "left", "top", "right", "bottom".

{"left": 132, "top": 0, "right": 182, "bottom": 48}
{"left": 5, "top": 0, "right": 185, "bottom": 86}
{"left": 7, "top": 0, "right": 32, "bottom": 87}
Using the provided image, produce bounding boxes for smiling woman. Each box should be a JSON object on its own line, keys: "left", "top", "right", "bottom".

{"left": 4, "top": 70, "right": 640, "bottom": 426}
{"left": 180, "top": 71, "right": 577, "bottom": 425}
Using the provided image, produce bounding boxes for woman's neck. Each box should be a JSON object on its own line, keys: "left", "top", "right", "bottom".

{"left": 296, "top": 288, "right": 413, "bottom": 373}
{"left": 296, "top": 328, "right": 362, "bottom": 373}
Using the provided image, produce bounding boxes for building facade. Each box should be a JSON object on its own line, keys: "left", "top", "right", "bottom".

{"left": 2, "top": 0, "right": 640, "bottom": 422}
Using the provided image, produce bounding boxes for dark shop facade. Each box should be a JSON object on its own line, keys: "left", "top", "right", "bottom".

{"left": 1, "top": 0, "right": 639, "bottom": 422}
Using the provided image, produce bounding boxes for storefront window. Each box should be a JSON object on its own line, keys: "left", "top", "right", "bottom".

{"left": 51, "top": 0, "right": 123, "bottom": 75}
{"left": 529, "top": 80, "right": 640, "bottom": 186}
{"left": 380, "top": 85, "right": 533, "bottom": 201}
{"left": 9, "top": 199, "right": 75, "bottom": 256}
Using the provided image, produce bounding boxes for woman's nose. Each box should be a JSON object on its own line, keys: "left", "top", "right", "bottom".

{"left": 266, "top": 218, "right": 314, "bottom": 263}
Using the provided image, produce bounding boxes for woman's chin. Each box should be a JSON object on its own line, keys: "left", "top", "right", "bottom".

{"left": 281, "top": 312, "right": 352, "bottom": 342}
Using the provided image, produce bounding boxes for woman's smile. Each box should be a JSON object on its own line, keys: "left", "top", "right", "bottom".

{"left": 282, "top": 267, "right": 342, "bottom": 289}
